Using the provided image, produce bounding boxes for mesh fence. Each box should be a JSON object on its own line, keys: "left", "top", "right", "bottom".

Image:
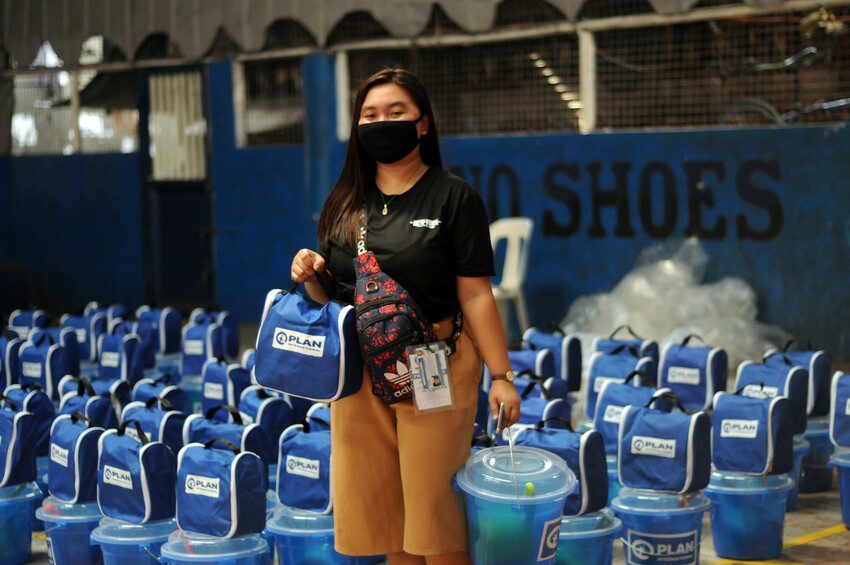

{"left": 347, "top": 36, "right": 581, "bottom": 136}
{"left": 240, "top": 57, "right": 304, "bottom": 146}
{"left": 595, "top": 9, "right": 850, "bottom": 128}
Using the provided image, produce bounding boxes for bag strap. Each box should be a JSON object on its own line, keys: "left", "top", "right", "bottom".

{"left": 205, "top": 404, "right": 243, "bottom": 425}
{"left": 204, "top": 436, "right": 241, "bottom": 454}
{"left": 356, "top": 204, "right": 368, "bottom": 256}
{"left": 443, "top": 312, "right": 464, "bottom": 356}
{"left": 19, "top": 382, "right": 43, "bottom": 393}
{"left": 681, "top": 334, "right": 707, "bottom": 347}
{"left": 609, "top": 344, "right": 639, "bottom": 357}
{"left": 520, "top": 379, "right": 553, "bottom": 400}
{"left": 734, "top": 381, "right": 765, "bottom": 395}
{"left": 763, "top": 351, "right": 793, "bottom": 365}
{"left": 544, "top": 321, "right": 566, "bottom": 336}
{"left": 0, "top": 393, "right": 19, "bottom": 412}
{"left": 609, "top": 325, "right": 642, "bottom": 340}
{"left": 117, "top": 419, "right": 150, "bottom": 445}
{"left": 534, "top": 416, "right": 574, "bottom": 432}
{"left": 254, "top": 387, "right": 272, "bottom": 400}
{"left": 76, "top": 377, "right": 97, "bottom": 398}
{"left": 70, "top": 410, "right": 93, "bottom": 426}
{"left": 646, "top": 391, "right": 688, "bottom": 413}
{"left": 153, "top": 372, "right": 173, "bottom": 385}
{"left": 472, "top": 433, "right": 496, "bottom": 448}
{"left": 624, "top": 369, "right": 646, "bottom": 384}
{"left": 144, "top": 395, "right": 175, "bottom": 412}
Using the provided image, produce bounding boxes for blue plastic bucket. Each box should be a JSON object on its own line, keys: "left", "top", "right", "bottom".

{"left": 33, "top": 455, "right": 50, "bottom": 531}
{"left": 800, "top": 417, "right": 834, "bottom": 492}
{"left": 0, "top": 482, "right": 43, "bottom": 564}
{"left": 787, "top": 435, "right": 810, "bottom": 510}
{"left": 611, "top": 489, "right": 710, "bottom": 565}
{"left": 91, "top": 517, "right": 176, "bottom": 565}
{"left": 704, "top": 472, "right": 794, "bottom": 560}
{"left": 36, "top": 496, "right": 103, "bottom": 565}
{"left": 268, "top": 464, "right": 277, "bottom": 493}
{"left": 456, "top": 445, "right": 576, "bottom": 565}
{"left": 159, "top": 530, "right": 268, "bottom": 565}
{"left": 556, "top": 508, "right": 621, "bottom": 565}
{"left": 606, "top": 456, "right": 622, "bottom": 506}
{"left": 179, "top": 376, "right": 203, "bottom": 414}
{"left": 266, "top": 506, "right": 383, "bottom": 564}
{"left": 829, "top": 452, "right": 850, "bottom": 527}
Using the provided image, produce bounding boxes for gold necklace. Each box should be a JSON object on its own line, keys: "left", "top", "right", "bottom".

{"left": 377, "top": 164, "right": 424, "bottom": 215}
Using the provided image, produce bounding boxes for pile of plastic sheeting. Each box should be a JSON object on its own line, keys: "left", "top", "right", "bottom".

{"left": 561, "top": 238, "right": 790, "bottom": 369}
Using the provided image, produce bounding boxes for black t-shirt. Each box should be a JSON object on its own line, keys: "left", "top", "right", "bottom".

{"left": 318, "top": 167, "right": 495, "bottom": 322}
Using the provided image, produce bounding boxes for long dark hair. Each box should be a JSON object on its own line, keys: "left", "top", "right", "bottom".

{"left": 317, "top": 68, "right": 443, "bottom": 248}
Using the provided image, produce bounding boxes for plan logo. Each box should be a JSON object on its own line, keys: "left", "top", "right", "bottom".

{"left": 631, "top": 436, "right": 676, "bottom": 459}
{"left": 603, "top": 405, "right": 625, "bottom": 424}
{"left": 100, "top": 351, "right": 120, "bottom": 368}
{"left": 103, "top": 465, "right": 133, "bottom": 490}
{"left": 273, "top": 328, "right": 325, "bottom": 357}
{"left": 667, "top": 366, "right": 700, "bottom": 385}
{"left": 204, "top": 382, "right": 224, "bottom": 400}
{"left": 22, "top": 362, "right": 42, "bottom": 378}
{"left": 50, "top": 444, "right": 69, "bottom": 467}
{"left": 184, "top": 340, "right": 205, "bottom": 356}
{"left": 286, "top": 455, "right": 320, "bottom": 480}
{"left": 185, "top": 474, "right": 220, "bottom": 498}
{"left": 593, "top": 376, "right": 620, "bottom": 393}
{"left": 742, "top": 384, "right": 779, "bottom": 399}
{"left": 720, "top": 419, "right": 759, "bottom": 438}
{"left": 537, "top": 516, "right": 561, "bottom": 561}
{"left": 627, "top": 529, "right": 697, "bottom": 565}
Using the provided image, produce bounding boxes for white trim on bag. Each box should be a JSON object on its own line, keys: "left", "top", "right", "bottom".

{"left": 681, "top": 411, "right": 705, "bottom": 494}
{"left": 734, "top": 360, "right": 753, "bottom": 391}
{"left": 89, "top": 313, "right": 106, "bottom": 362}
{"left": 658, "top": 341, "right": 672, "bottom": 388}
{"left": 45, "top": 342, "right": 61, "bottom": 399}
{"left": 585, "top": 350, "right": 604, "bottom": 418}
{"left": 205, "top": 325, "right": 219, "bottom": 363}
{"left": 616, "top": 405, "right": 631, "bottom": 486}
{"left": 578, "top": 431, "right": 590, "bottom": 514}
{"left": 138, "top": 442, "right": 156, "bottom": 523}
{"left": 830, "top": 371, "right": 844, "bottom": 447}
{"left": 705, "top": 347, "right": 723, "bottom": 410}
{"left": 225, "top": 364, "right": 243, "bottom": 408}
{"left": 0, "top": 411, "right": 30, "bottom": 486}
{"left": 765, "top": 396, "right": 783, "bottom": 475}
{"left": 226, "top": 451, "right": 259, "bottom": 538}
{"left": 122, "top": 333, "right": 141, "bottom": 382}
{"left": 4, "top": 338, "right": 21, "bottom": 389}
{"left": 806, "top": 352, "right": 824, "bottom": 415}
{"left": 241, "top": 349, "right": 255, "bottom": 371}
{"left": 183, "top": 414, "right": 202, "bottom": 446}
{"left": 71, "top": 426, "right": 105, "bottom": 504}
{"left": 96, "top": 429, "right": 117, "bottom": 516}
{"left": 562, "top": 335, "right": 574, "bottom": 383}
{"left": 120, "top": 401, "right": 147, "bottom": 423}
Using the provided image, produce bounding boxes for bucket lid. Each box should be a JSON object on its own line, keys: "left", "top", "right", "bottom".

{"left": 706, "top": 471, "right": 795, "bottom": 493}
{"left": 793, "top": 436, "right": 810, "bottom": 452}
{"left": 829, "top": 452, "right": 850, "bottom": 468}
{"left": 160, "top": 530, "right": 268, "bottom": 561}
{"left": 35, "top": 496, "right": 102, "bottom": 523}
{"left": 804, "top": 416, "right": 829, "bottom": 436}
{"left": 560, "top": 509, "right": 622, "bottom": 540}
{"left": 455, "top": 446, "right": 575, "bottom": 505}
{"left": 266, "top": 505, "right": 334, "bottom": 535}
{"left": 91, "top": 517, "right": 176, "bottom": 545}
{"left": 0, "top": 481, "right": 43, "bottom": 504}
{"left": 266, "top": 489, "right": 277, "bottom": 512}
{"left": 611, "top": 488, "right": 710, "bottom": 515}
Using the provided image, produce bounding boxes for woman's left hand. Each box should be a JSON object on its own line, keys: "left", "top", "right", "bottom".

{"left": 488, "top": 380, "right": 521, "bottom": 429}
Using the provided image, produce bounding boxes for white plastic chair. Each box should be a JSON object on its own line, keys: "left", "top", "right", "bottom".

{"left": 489, "top": 217, "right": 533, "bottom": 336}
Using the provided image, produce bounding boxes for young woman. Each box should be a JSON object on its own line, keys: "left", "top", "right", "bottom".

{"left": 290, "top": 68, "right": 520, "bottom": 565}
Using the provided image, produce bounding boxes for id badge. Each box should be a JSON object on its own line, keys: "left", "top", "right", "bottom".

{"left": 406, "top": 341, "right": 454, "bottom": 413}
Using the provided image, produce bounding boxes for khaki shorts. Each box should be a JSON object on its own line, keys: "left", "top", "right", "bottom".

{"left": 330, "top": 317, "right": 483, "bottom": 556}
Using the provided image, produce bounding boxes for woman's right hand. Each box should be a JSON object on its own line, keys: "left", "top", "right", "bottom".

{"left": 290, "top": 249, "right": 326, "bottom": 283}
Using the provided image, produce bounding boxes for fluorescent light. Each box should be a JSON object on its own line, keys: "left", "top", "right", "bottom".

{"left": 554, "top": 84, "right": 567, "bottom": 93}
{"left": 560, "top": 91, "right": 579, "bottom": 101}
{"left": 567, "top": 100, "right": 583, "bottom": 109}
{"left": 547, "top": 76, "right": 561, "bottom": 85}
{"left": 533, "top": 59, "right": 547, "bottom": 68}
{"left": 529, "top": 52, "right": 541, "bottom": 60}
{"left": 542, "top": 67, "right": 553, "bottom": 77}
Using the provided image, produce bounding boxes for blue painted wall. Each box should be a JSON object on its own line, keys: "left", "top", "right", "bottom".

{"left": 207, "top": 61, "right": 313, "bottom": 322}
{"left": 438, "top": 126, "right": 850, "bottom": 356}
{"left": 0, "top": 153, "right": 145, "bottom": 314}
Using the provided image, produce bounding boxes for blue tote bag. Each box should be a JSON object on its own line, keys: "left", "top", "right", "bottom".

{"left": 255, "top": 288, "right": 362, "bottom": 402}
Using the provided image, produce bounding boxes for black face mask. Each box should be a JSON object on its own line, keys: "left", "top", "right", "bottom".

{"left": 356, "top": 115, "right": 424, "bottom": 164}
